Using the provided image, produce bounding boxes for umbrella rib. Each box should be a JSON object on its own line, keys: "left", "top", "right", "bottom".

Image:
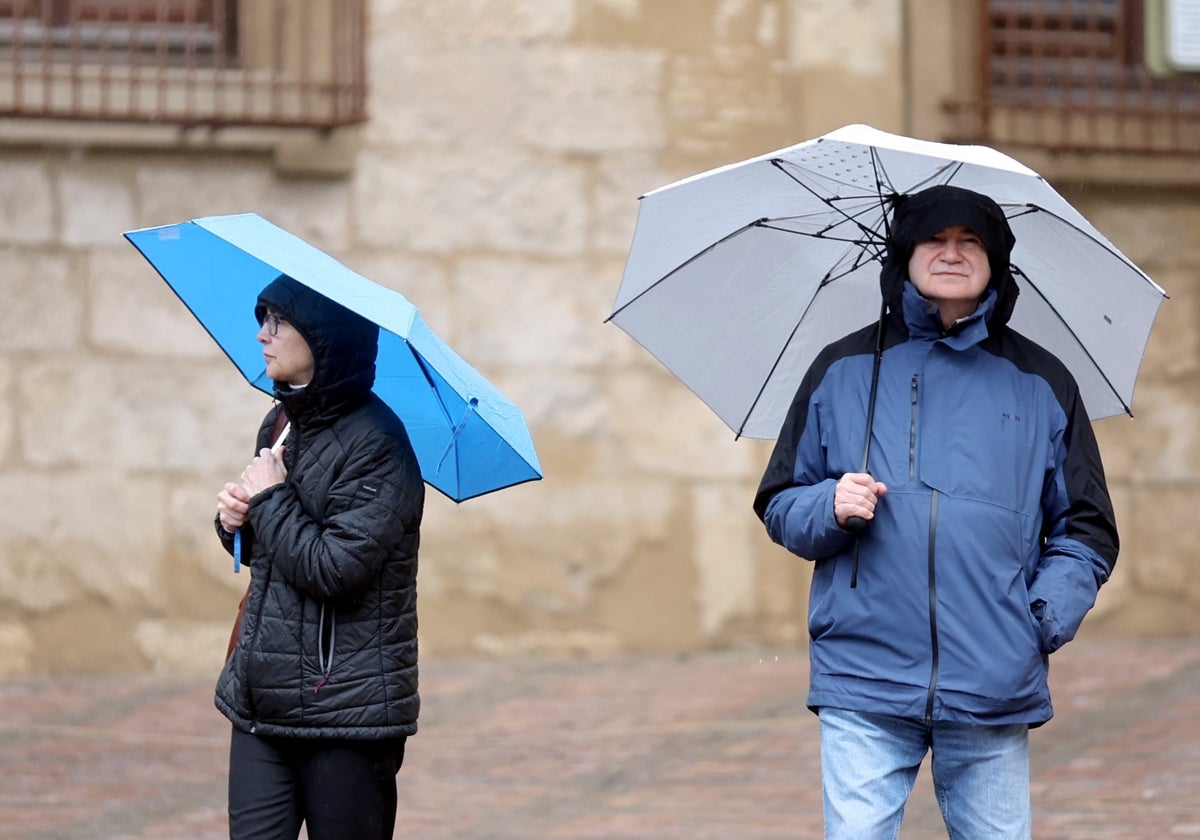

{"left": 871, "top": 147, "right": 973, "bottom": 202}
{"left": 1011, "top": 264, "right": 1133, "bottom": 417}
{"left": 407, "top": 347, "right": 467, "bottom": 492}
{"left": 864, "top": 148, "right": 897, "bottom": 243}
{"left": 734, "top": 267, "right": 852, "bottom": 438}
{"left": 408, "top": 345, "right": 542, "bottom": 499}
{"left": 772, "top": 157, "right": 883, "bottom": 197}
{"left": 1010, "top": 205, "right": 1166, "bottom": 295}
{"left": 905, "top": 158, "right": 966, "bottom": 195}
{"left": 867, "top": 147, "right": 898, "bottom": 207}
{"left": 755, "top": 222, "right": 881, "bottom": 250}
{"left": 770, "top": 159, "right": 893, "bottom": 244}
{"left": 607, "top": 219, "right": 763, "bottom": 322}
{"left": 764, "top": 217, "right": 886, "bottom": 245}
{"left": 868, "top": 148, "right": 968, "bottom": 220}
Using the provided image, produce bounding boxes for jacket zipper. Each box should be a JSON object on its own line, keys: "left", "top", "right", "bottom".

{"left": 315, "top": 601, "right": 336, "bottom": 694}
{"left": 909, "top": 374, "right": 919, "bottom": 480}
{"left": 924, "top": 491, "right": 940, "bottom": 725}
{"left": 911, "top": 374, "right": 939, "bottom": 724}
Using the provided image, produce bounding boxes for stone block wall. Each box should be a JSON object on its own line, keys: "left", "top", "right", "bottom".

{"left": 0, "top": 0, "right": 1194, "bottom": 676}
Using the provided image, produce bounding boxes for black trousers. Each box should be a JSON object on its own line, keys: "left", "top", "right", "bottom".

{"left": 228, "top": 727, "right": 406, "bottom": 840}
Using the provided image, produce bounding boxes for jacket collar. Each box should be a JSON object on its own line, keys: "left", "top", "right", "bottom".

{"left": 900, "top": 281, "right": 997, "bottom": 351}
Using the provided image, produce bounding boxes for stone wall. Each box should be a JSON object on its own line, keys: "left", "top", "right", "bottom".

{"left": 0, "top": 0, "right": 1195, "bottom": 677}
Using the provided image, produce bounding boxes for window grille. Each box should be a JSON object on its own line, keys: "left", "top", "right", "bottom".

{"left": 0, "top": 0, "right": 366, "bottom": 129}
{"left": 969, "top": 0, "right": 1200, "bottom": 154}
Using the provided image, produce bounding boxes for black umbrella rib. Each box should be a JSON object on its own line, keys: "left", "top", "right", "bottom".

{"left": 1015, "top": 205, "right": 1166, "bottom": 298}
{"left": 770, "top": 158, "right": 893, "bottom": 243}
{"left": 863, "top": 149, "right": 958, "bottom": 238}
{"left": 1011, "top": 264, "right": 1133, "bottom": 417}
{"left": 771, "top": 156, "right": 883, "bottom": 196}
{"left": 734, "top": 266, "right": 844, "bottom": 438}
{"left": 906, "top": 158, "right": 965, "bottom": 195}
{"left": 753, "top": 222, "right": 889, "bottom": 275}
{"left": 755, "top": 221, "right": 879, "bottom": 248}
{"left": 865, "top": 148, "right": 897, "bottom": 241}
{"left": 872, "top": 147, "right": 967, "bottom": 202}
{"left": 606, "top": 219, "right": 763, "bottom": 321}
{"left": 867, "top": 146, "right": 908, "bottom": 196}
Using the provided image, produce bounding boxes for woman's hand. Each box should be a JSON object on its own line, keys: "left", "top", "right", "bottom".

{"left": 239, "top": 447, "right": 288, "bottom": 497}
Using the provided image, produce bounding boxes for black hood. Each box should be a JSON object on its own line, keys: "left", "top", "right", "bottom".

{"left": 879, "top": 185, "right": 1018, "bottom": 330}
{"left": 255, "top": 274, "right": 379, "bottom": 419}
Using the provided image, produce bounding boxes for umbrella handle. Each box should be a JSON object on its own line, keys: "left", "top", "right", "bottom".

{"left": 844, "top": 515, "right": 868, "bottom": 532}
{"left": 232, "top": 420, "right": 290, "bottom": 574}
{"left": 271, "top": 422, "right": 291, "bottom": 455}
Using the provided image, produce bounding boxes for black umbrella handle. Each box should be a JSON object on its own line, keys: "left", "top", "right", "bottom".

{"left": 844, "top": 515, "right": 868, "bottom": 532}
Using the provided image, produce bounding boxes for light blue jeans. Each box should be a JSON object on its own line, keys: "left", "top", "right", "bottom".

{"left": 818, "top": 707, "right": 1031, "bottom": 840}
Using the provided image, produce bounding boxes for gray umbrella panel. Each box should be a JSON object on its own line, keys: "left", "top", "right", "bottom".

{"left": 611, "top": 125, "right": 1166, "bottom": 438}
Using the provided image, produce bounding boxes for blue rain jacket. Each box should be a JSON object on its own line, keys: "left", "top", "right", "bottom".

{"left": 755, "top": 282, "right": 1118, "bottom": 726}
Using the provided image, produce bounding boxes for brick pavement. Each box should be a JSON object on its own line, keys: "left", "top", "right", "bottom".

{"left": 0, "top": 638, "right": 1197, "bottom": 839}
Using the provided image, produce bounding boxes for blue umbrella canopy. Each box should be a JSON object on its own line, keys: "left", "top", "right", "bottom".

{"left": 125, "top": 213, "right": 542, "bottom": 502}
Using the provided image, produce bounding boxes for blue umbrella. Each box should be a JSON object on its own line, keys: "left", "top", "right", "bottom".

{"left": 125, "top": 212, "right": 542, "bottom": 503}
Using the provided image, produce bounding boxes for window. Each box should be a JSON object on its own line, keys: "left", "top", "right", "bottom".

{"left": 0, "top": 1, "right": 232, "bottom": 57}
{"left": 0, "top": 0, "right": 365, "bottom": 129}
{"left": 975, "top": 0, "right": 1200, "bottom": 154}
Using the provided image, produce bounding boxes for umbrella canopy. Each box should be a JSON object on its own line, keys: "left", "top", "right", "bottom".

{"left": 126, "top": 213, "right": 542, "bottom": 502}
{"left": 609, "top": 123, "right": 1167, "bottom": 439}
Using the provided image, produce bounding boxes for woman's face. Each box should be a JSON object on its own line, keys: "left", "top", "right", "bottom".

{"left": 258, "top": 310, "right": 315, "bottom": 386}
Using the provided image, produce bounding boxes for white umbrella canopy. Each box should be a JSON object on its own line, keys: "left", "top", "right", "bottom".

{"left": 609, "top": 124, "right": 1167, "bottom": 439}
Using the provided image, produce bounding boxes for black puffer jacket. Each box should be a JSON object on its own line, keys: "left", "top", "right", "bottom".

{"left": 215, "top": 274, "right": 424, "bottom": 739}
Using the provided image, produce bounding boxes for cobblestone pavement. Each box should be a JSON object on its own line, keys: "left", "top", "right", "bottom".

{"left": 1, "top": 638, "right": 1197, "bottom": 839}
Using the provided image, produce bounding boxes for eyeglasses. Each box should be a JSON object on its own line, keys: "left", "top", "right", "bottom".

{"left": 262, "top": 312, "right": 287, "bottom": 337}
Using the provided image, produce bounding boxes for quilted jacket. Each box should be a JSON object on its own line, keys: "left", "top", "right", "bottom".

{"left": 215, "top": 275, "right": 424, "bottom": 739}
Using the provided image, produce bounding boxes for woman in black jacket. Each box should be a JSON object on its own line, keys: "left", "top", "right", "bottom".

{"left": 215, "top": 274, "right": 424, "bottom": 840}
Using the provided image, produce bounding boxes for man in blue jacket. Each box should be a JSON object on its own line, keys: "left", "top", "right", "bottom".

{"left": 754, "top": 185, "right": 1118, "bottom": 839}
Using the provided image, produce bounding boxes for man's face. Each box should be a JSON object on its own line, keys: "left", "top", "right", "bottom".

{"left": 258, "top": 310, "right": 315, "bottom": 386}
{"left": 907, "top": 224, "right": 992, "bottom": 324}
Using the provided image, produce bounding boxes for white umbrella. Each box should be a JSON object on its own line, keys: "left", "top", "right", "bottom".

{"left": 609, "top": 124, "right": 1167, "bottom": 438}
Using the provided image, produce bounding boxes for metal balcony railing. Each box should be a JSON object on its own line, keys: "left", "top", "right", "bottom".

{"left": 0, "top": 0, "right": 366, "bottom": 129}
{"left": 964, "top": 0, "right": 1200, "bottom": 154}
